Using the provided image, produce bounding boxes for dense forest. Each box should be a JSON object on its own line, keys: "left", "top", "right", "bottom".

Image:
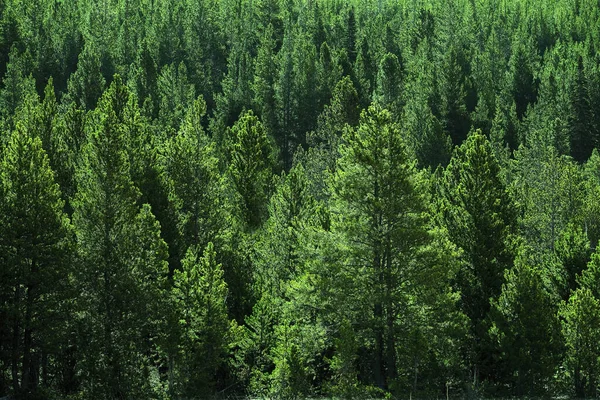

{"left": 2, "top": 0, "right": 600, "bottom": 398}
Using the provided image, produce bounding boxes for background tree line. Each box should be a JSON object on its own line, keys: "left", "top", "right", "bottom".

{"left": 2, "top": 0, "right": 600, "bottom": 398}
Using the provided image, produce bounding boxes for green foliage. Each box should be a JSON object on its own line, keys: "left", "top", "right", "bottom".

{"left": 437, "top": 129, "right": 516, "bottom": 385}
{"left": 328, "top": 105, "right": 452, "bottom": 393}
{"left": 66, "top": 42, "right": 105, "bottom": 110}
{"left": 560, "top": 287, "right": 600, "bottom": 398}
{"left": 489, "top": 248, "right": 562, "bottom": 396}
{"left": 0, "top": 124, "right": 74, "bottom": 396}
{"left": 72, "top": 77, "right": 169, "bottom": 400}
{"left": 172, "top": 242, "right": 230, "bottom": 397}
{"left": 161, "top": 96, "right": 221, "bottom": 258}
{"left": 228, "top": 110, "right": 275, "bottom": 229}
{"left": 3, "top": 0, "right": 600, "bottom": 397}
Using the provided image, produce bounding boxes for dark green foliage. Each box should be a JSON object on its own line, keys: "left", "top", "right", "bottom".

{"left": 437, "top": 130, "right": 516, "bottom": 385}
{"left": 489, "top": 248, "right": 562, "bottom": 396}
{"left": 3, "top": 0, "right": 600, "bottom": 398}
{"left": 66, "top": 42, "right": 105, "bottom": 110}
{"left": 72, "top": 78, "right": 169, "bottom": 399}
{"left": 0, "top": 124, "right": 73, "bottom": 397}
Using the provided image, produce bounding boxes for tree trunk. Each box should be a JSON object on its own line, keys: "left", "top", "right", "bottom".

{"left": 22, "top": 264, "right": 36, "bottom": 391}
{"left": 384, "top": 235, "right": 397, "bottom": 387}
{"left": 373, "top": 301, "right": 385, "bottom": 389}
{"left": 11, "top": 286, "right": 20, "bottom": 392}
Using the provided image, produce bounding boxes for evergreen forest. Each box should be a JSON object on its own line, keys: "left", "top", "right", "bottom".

{"left": 2, "top": 0, "right": 600, "bottom": 398}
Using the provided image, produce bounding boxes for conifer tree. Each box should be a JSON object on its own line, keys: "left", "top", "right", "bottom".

{"left": 228, "top": 110, "right": 275, "bottom": 229}
{"left": 489, "top": 248, "right": 562, "bottom": 395}
{"left": 560, "top": 286, "right": 600, "bottom": 398}
{"left": 0, "top": 124, "right": 73, "bottom": 395}
{"left": 330, "top": 105, "right": 430, "bottom": 390}
{"left": 172, "top": 242, "right": 230, "bottom": 397}
{"left": 437, "top": 130, "right": 516, "bottom": 385}
{"left": 72, "top": 78, "right": 169, "bottom": 399}
{"left": 66, "top": 42, "right": 105, "bottom": 110}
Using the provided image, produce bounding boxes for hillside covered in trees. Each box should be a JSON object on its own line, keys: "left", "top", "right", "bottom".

{"left": 2, "top": 0, "right": 600, "bottom": 398}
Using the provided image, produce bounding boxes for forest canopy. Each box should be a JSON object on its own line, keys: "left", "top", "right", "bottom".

{"left": 2, "top": 0, "right": 600, "bottom": 398}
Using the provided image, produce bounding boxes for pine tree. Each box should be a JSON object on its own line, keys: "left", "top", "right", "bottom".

{"left": 66, "top": 42, "right": 105, "bottom": 110}
{"left": 0, "top": 124, "right": 73, "bottom": 396}
{"left": 346, "top": 7, "right": 357, "bottom": 64}
{"left": 560, "top": 287, "right": 600, "bottom": 398}
{"left": 254, "top": 24, "right": 279, "bottom": 139}
{"left": 0, "top": 48, "right": 36, "bottom": 132}
{"left": 570, "top": 55, "right": 596, "bottom": 162}
{"left": 437, "top": 130, "right": 516, "bottom": 386}
{"left": 509, "top": 40, "right": 538, "bottom": 121}
{"left": 72, "top": 78, "right": 169, "bottom": 399}
{"left": 228, "top": 110, "right": 275, "bottom": 229}
{"left": 489, "top": 248, "right": 562, "bottom": 395}
{"left": 374, "top": 52, "right": 403, "bottom": 118}
{"left": 161, "top": 96, "right": 221, "bottom": 262}
{"left": 157, "top": 62, "right": 195, "bottom": 135}
{"left": 172, "top": 242, "right": 230, "bottom": 397}
{"left": 330, "top": 105, "right": 430, "bottom": 391}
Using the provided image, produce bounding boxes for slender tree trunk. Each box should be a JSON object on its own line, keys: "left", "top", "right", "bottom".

{"left": 413, "top": 356, "right": 418, "bottom": 393}
{"left": 373, "top": 302, "right": 385, "bottom": 390}
{"left": 574, "top": 364, "right": 583, "bottom": 398}
{"left": 372, "top": 179, "right": 386, "bottom": 390}
{"left": 384, "top": 235, "right": 397, "bottom": 387}
{"left": 11, "top": 286, "right": 20, "bottom": 392}
{"left": 22, "top": 261, "right": 36, "bottom": 391}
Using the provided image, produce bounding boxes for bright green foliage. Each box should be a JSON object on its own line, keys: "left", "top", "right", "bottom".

{"left": 560, "top": 287, "right": 600, "bottom": 398}
{"left": 256, "top": 163, "right": 319, "bottom": 293}
{"left": 66, "top": 42, "right": 105, "bottom": 110}
{"left": 330, "top": 105, "right": 430, "bottom": 391}
{"left": 228, "top": 110, "right": 275, "bottom": 229}
{"left": 555, "top": 224, "right": 591, "bottom": 299}
{"left": 172, "top": 242, "right": 230, "bottom": 397}
{"left": 157, "top": 62, "right": 195, "bottom": 135}
{"left": 234, "top": 294, "right": 279, "bottom": 396}
{"left": 72, "top": 78, "right": 169, "bottom": 400}
{"left": 489, "top": 248, "right": 562, "bottom": 396}
{"left": 578, "top": 251, "right": 600, "bottom": 300}
{"left": 238, "top": 163, "right": 325, "bottom": 397}
{"left": 512, "top": 138, "right": 584, "bottom": 257}
{"left": 327, "top": 319, "right": 360, "bottom": 399}
{"left": 162, "top": 96, "right": 221, "bottom": 257}
{"left": 0, "top": 124, "right": 73, "bottom": 396}
{"left": 269, "top": 324, "right": 311, "bottom": 400}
